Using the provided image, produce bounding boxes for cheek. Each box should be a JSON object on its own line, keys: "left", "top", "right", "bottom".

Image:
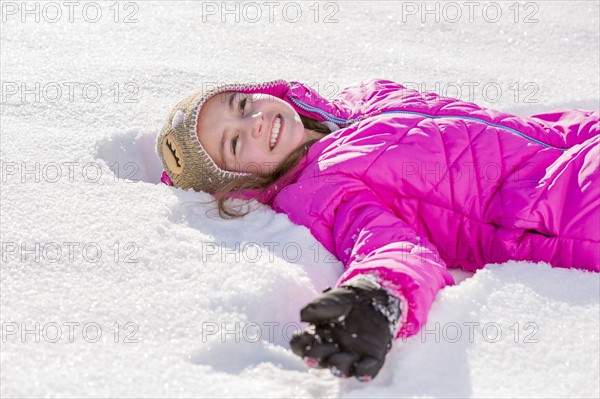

{"left": 240, "top": 147, "right": 267, "bottom": 166}
{"left": 293, "top": 119, "right": 305, "bottom": 139}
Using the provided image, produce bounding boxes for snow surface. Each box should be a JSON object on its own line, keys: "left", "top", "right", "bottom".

{"left": 1, "top": 1, "right": 599, "bottom": 397}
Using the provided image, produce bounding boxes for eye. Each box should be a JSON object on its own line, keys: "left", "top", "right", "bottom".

{"left": 239, "top": 97, "right": 247, "bottom": 115}
{"left": 231, "top": 135, "right": 239, "bottom": 156}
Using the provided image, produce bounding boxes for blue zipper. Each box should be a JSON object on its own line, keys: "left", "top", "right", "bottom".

{"left": 288, "top": 96, "right": 349, "bottom": 125}
{"left": 289, "top": 96, "right": 566, "bottom": 151}
{"left": 380, "top": 110, "right": 566, "bottom": 151}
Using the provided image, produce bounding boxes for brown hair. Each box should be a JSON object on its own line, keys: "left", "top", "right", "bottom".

{"left": 214, "top": 114, "right": 333, "bottom": 218}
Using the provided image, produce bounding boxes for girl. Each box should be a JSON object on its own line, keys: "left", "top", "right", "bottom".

{"left": 156, "top": 79, "right": 599, "bottom": 381}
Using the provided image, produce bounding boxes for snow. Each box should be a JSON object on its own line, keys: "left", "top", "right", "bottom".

{"left": 1, "top": 1, "right": 599, "bottom": 397}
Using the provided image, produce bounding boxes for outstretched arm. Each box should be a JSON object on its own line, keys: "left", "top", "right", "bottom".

{"left": 289, "top": 182, "right": 454, "bottom": 380}
{"left": 330, "top": 186, "right": 454, "bottom": 338}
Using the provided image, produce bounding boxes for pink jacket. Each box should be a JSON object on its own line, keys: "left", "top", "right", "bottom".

{"left": 231, "top": 79, "right": 600, "bottom": 338}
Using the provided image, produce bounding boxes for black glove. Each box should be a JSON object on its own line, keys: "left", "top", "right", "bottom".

{"left": 290, "top": 275, "right": 401, "bottom": 381}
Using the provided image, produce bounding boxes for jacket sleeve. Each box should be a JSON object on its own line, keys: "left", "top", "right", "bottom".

{"left": 321, "top": 184, "right": 455, "bottom": 339}
{"left": 529, "top": 109, "right": 599, "bottom": 147}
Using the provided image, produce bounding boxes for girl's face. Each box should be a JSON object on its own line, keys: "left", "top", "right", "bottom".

{"left": 197, "top": 91, "right": 319, "bottom": 175}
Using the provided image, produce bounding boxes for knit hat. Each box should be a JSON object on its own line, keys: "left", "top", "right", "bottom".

{"left": 156, "top": 83, "right": 257, "bottom": 194}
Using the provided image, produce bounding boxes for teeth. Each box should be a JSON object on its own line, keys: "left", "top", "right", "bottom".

{"left": 270, "top": 116, "right": 281, "bottom": 150}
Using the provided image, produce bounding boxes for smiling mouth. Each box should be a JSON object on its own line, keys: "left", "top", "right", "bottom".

{"left": 269, "top": 114, "right": 283, "bottom": 151}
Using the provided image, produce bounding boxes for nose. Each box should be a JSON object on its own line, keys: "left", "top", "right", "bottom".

{"left": 248, "top": 111, "right": 264, "bottom": 139}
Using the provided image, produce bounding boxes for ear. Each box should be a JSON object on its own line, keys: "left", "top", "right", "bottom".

{"left": 171, "top": 110, "right": 185, "bottom": 128}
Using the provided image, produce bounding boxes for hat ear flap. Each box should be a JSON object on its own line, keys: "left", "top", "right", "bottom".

{"left": 161, "top": 133, "right": 184, "bottom": 174}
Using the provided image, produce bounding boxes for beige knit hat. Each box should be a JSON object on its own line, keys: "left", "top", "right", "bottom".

{"left": 156, "top": 84, "right": 253, "bottom": 194}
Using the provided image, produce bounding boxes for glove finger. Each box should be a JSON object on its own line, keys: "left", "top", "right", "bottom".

{"left": 324, "top": 352, "right": 360, "bottom": 378}
{"left": 306, "top": 342, "right": 339, "bottom": 361}
{"left": 314, "top": 325, "right": 335, "bottom": 343}
{"left": 300, "top": 290, "right": 355, "bottom": 324}
{"left": 290, "top": 329, "right": 341, "bottom": 368}
{"left": 302, "top": 356, "right": 324, "bottom": 369}
{"left": 289, "top": 330, "right": 318, "bottom": 357}
{"left": 354, "top": 355, "right": 384, "bottom": 381}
